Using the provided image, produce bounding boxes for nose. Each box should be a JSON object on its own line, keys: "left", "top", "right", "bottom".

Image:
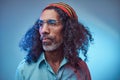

{"left": 39, "top": 23, "right": 50, "bottom": 35}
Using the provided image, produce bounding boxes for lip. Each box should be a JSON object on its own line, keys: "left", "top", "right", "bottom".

{"left": 42, "top": 38, "right": 51, "bottom": 42}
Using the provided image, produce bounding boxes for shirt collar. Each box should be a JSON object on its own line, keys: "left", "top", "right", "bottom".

{"left": 38, "top": 52, "right": 68, "bottom": 68}
{"left": 60, "top": 57, "right": 68, "bottom": 68}
{"left": 38, "top": 52, "right": 46, "bottom": 65}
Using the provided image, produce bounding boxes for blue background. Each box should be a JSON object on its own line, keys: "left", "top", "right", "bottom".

{"left": 0, "top": 0, "right": 120, "bottom": 80}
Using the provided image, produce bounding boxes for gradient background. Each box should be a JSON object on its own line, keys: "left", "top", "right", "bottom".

{"left": 0, "top": 0, "right": 120, "bottom": 80}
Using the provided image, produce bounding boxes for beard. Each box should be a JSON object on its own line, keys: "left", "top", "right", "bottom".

{"left": 40, "top": 35, "right": 63, "bottom": 51}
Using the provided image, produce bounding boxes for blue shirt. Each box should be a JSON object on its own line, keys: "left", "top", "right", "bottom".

{"left": 15, "top": 53, "right": 91, "bottom": 80}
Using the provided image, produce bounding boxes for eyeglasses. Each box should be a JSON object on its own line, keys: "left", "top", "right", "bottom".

{"left": 37, "top": 19, "right": 60, "bottom": 28}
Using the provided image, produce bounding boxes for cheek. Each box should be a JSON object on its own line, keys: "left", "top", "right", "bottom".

{"left": 39, "top": 28, "right": 42, "bottom": 35}
{"left": 55, "top": 28, "right": 63, "bottom": 40}
{"left": 55, "top": 31, "right": 63, "bottom": 41}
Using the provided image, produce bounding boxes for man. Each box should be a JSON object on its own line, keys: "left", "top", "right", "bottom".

{"left": 16, "top": 2, "right": 93, "bottom": 80}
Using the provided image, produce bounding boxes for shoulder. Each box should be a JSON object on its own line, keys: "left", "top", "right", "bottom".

{"left": 15, "top": 59, "right": 28, "bottom": 80}
{"left": 77, "top": 59, "right": 91, "bottom": 80}
{"left": 16, "top": 59, "right": 28, "bottom": 71}
{"left": 16, "top": 59, "right": 30, "bottom": 77}
{"left": 15, "top": 59, "right": 37, "bottom": 80}
{"left": 16, "top": 59, "right": 37, "bottom": 73}
{"left": 78, "top": 59, "right": 89, "bottom": 70}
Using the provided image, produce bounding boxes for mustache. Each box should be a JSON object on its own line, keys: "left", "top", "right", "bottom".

{"left": 40, "top": 35, "right": 54, "bottom": 41}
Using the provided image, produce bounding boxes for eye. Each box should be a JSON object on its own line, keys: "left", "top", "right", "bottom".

{"left": 48, "top": 20, "right": 57, "bottom": 25}
{"left": 38, "top": 20, "right": 44, "bottom": 27}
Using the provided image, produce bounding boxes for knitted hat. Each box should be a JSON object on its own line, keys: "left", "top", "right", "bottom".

{"left": 44, "top": 2, "right": 78, "bottom": 19}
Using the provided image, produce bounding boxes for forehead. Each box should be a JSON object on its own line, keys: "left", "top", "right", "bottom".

{"left": 40, "top": 9, "right": 59, "bottom": 20}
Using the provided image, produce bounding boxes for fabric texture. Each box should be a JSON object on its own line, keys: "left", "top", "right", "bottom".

{"left": 15, "top": 53, "right": 91, "bottom": 80}
{"left": 44, "top": 2, "right": 78, "bottom": 19}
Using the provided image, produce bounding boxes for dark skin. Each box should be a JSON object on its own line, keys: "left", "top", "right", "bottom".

{"left": 45, "top": 45, "right": 64, "bottom": 73}
{"left": 39, "top": 9, "right": 64, "bottom": 73}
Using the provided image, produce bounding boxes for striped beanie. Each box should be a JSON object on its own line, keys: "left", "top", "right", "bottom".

{"left": 44, "top": 2, "right": 78, "bottom": 19}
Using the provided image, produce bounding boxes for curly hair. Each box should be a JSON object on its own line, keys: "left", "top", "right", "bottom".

{"left": 19, "top": 6, "right": 93, "bottom": 68}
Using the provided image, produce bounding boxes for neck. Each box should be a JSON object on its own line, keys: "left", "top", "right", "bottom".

{"left": 44, "top": 47, "right": 64, "bottom": 73}
{"left": 45, "top": 48, "right": 63, "bottom": 63}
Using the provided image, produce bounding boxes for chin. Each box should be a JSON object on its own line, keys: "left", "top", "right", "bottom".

{"left": 43, "top": 45, "right": 58, "bottom": 52}
{"left": 43, "top": 42, "right": 62, "bottom": 52}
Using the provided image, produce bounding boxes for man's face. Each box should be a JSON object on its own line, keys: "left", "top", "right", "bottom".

{"left": 39, "top": 9, "right": 63, "bottom": 51}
